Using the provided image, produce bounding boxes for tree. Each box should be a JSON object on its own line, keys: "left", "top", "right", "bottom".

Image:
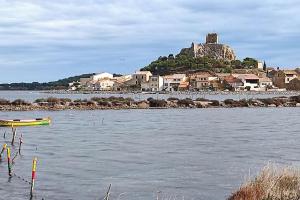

{"left": 263, "top": 61, "right": 267, "bottom": 71}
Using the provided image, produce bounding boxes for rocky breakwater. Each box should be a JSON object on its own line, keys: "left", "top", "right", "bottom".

{"left": 0, "top": 96, "right": 300, "bottom": 111}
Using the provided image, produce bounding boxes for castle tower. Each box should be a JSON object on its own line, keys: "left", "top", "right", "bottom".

{"left": 206, "top": 33, "right": 218, "bottom": 44}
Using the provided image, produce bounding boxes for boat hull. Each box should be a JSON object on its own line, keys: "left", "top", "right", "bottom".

{"left": 0, "top": 118, "right": 51, "bottom": 127}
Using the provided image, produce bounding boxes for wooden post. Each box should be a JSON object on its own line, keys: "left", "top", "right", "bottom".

{"left": 11, "top": 126, "right": 16, "bottom": 146}
{"left": 104, "top": 184, "right": 111, "bottom": 200}
{"left": 18, "top": 135, "right": 23, "bottom": 154}
{"left": 30, "top": 157, "right": 37, "bottom": 197}
{"left": 0, "top": 143, "right": 7, "bottom": 159}
{"left": 7, "top": 147, "right": 12, "bottom": 176}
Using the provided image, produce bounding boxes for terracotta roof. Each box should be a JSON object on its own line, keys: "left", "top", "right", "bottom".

{"left": 224, "top": 75, "right": 243, "bottom": 84}
{"left": 178, "top": 81, "right": 189, "bottom": 88}
{"left": 234, "top": 74, "right": 259, "bottom": 80}
{"left": 190, "top": 72, "right": 213, "bottom": 78}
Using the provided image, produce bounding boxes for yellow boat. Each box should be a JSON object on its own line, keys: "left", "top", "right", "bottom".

{"left": 0, "top": 117, "right": 51, "bottom": 127}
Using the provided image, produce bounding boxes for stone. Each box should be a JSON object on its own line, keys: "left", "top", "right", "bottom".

{"left": 179, "top": 33, "right": 236, "bottom": 61}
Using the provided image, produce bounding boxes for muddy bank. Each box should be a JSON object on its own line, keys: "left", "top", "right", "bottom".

{"left": 0, "top": 96, "right": 300, "bottom": 111}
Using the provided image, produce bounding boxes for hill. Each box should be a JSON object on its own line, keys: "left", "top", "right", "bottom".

{"left": 0, "top": 73, "right": 95, "bottom": 90}
{"left": 141, "top": 33, "right": 259, "bottom": 75}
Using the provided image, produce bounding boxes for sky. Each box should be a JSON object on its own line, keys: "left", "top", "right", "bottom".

{"left": 0, "top": 0, "right": 300, "bottom": 83}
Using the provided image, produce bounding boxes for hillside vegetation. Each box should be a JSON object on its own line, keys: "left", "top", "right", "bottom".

{"left": 141, "top": 54, "right": 258, "bottom": 75}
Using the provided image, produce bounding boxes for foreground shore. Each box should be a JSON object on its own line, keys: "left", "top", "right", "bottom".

{"left": 228, "top": 164, "right": 300, "bottom": 200}
{"left": 0, "top": 95, "right": 300, "bottom": 111}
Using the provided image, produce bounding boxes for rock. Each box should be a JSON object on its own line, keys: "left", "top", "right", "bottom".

{"left": 137, "top": 101, "right": 149, "bottom": 109}
{"left": 268, "top": 104, "right": 277, "bottom": 107}
{"left": 296, "top": 103, "right": 300, "bottom": 107}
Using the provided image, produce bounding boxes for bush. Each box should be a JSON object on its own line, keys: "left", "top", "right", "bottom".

{"left": 258, "top": 98, "right": 275, "bottom": 105}
{"left": 209, "top": 100, "right": 219, "bottom": 106}
{"left": 289, "top": 95, "right": 300, "bottom": 103}
{"left": 60, "top": 98, "right": 72, "bottom": 103}
{"left": 148, "top": 99, "right": 167, "bottom": 107}
{"left": 224, "top": 99, "right": 235, "bottom": 105}
{"left": 238, "top": 99, "right": 248, "bottom": 107}
{"left": 34, "top": 98, "right": 47, "bottom": 103}
{"left": 196, "top": 98, "right": 209, "bottom": 101}
{"left": 177, "top": 98, "right": 194, "bottom": 107}
{"left": 11, "top": 99, "right": 30, "bottom": 106}
{"left": 46, "top": 97, "right": 61, "bottom": 104}
{"left": 0, "top": 99, "right": 10, "bottom": 105}
{"left": 167, "top": 97, "right": 179, "bottom": 101}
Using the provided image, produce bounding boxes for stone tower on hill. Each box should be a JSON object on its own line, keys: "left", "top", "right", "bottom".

{"left": 180, "top": 33, "right": 236, "bottom": 61}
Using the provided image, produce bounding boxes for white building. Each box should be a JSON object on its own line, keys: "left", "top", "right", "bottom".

{"left": 163, "top": 74, "right": 187, "bottom": 92}
{"left": 94, "top": 78, "right": 115, "bottom": 91}
{"left": 233, "top": 74, "right": 260, "bottom": 90}
{"left": 259, "top": 77, "right": 273, "bottom": 90}
{"left": 91, "top": 73, "right": 113, "bottom": 81}
{"left": 80, "top": 72, "right": 113, "bottom": 86}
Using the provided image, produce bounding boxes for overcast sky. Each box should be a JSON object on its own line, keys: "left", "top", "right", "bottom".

{"left": 0, "top": 0, "right": 299, "bottom": 83}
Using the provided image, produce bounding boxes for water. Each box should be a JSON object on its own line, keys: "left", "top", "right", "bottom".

{"left": 1, "top": 90, "right": 299, "bottom": 102}
{"left": 0, "top": 108, "right": 299, "bottom": 200}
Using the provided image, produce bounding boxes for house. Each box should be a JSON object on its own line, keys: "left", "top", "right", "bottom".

{"left": 233, "top": 74, "right": 260, "bottom": 90}
{"left": 129, "top": 71, "right": 152, "bottom": 85}
{"left": 94, "top": 78, "right": 115, "bottom": 91}
{"left": 223, "top": 75, "right": 243, "bottom": 91}
{"left": 189, "top": 72, "right": 218, "bottom": 90}
{"left": 259, "top": 77, "right": 273, "bottom": 90}
{"left": 163, "top": 74, "right": 187, "bottom": 92}
{"left": 68, "top": 81, "right": 81, "bottom": 91}
{"left": 149, "top": 75, "right": 164, "bottom": 92}
{"left": 112, "top": 75, "right": 133, "bottom": 91}
{"left": 178, "top": 81, "right": 189, "bottom": 91}
{"left": 79, "top": 72, "right": 113, "bottom": 86}
{"left": 273, "top": 70, "right": 298, "bottom": 88}
{"left": 91, "top": 73, "right": 113, "bottom": 81}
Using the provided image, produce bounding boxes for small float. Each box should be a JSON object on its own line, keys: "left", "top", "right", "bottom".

{"left": 0, "top": 117, "right": 51, "bottom": 127}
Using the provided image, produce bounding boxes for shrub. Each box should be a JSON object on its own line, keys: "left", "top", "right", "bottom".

{"left": 11, "top": 99, "right": 30, "bottom": 106}
{"left": 238, "top": 99, "right": 248, "bottom": 107}
{"left": 258, "top": 98, "right": 275, "bottom": 106}
{"left": 148, "top": 99, "right": 167, "bottom": 107}
{"left": 167, "top": 97, "right": 179, "bottom": 101}
{"left": 34, "top": 98, "right": 47, "bottom": 103}
{"left": 289, "top": 95, "right": 300, "bottom": 103}
{"left": 46, "top": 97, "right": 61, "bottom": 104}
{"left": 224, "top": 99, "right": 235, "bottom": 105}
{"left": 60, "top": 98, "right": 72, "bottom": 103}
{"left": 0, "top": 99, "right": 10, "bottom": 105}
{"left": 177, "top": 98, "right": 194, "bottom": 107}
{"left": 209, "top": 100, "right": 220, "bottom": 106}
{"left": 196, "top": 97, "right": 209, "bottom": 101}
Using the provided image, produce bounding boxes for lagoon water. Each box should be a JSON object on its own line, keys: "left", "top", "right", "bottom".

{"left": 1, "top": 90, "right": 300, "bottom": 102}
{"left": 0, "top": 107, "right": 299, "bottom": 200}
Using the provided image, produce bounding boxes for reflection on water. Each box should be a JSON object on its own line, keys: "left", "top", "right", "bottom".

{"left": 0, "top": 108, "right": 299, "bottom": 200}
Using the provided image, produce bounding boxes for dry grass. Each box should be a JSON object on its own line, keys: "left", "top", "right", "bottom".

{"left": 228, "top": 164, "right": 300, "bottom": 200}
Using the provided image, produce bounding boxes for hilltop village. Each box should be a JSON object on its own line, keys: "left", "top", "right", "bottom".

{"left": 69, "top": 34, "right": 300, "bottom": 92}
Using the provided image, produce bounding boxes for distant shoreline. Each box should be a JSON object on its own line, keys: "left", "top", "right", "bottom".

{"left": 0, "top": 95, "right": 299, "bottom": 111}
{"left": 41, "top": 89, "right": 300, "bottom": 96}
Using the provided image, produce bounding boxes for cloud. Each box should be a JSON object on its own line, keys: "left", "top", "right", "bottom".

{"left": 0, "top": 0, "right": 300, "bottom": 82}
